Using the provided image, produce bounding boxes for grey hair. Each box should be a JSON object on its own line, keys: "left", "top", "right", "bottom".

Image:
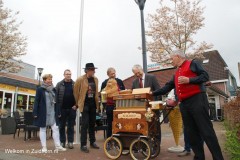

{"left": 132, "top": 64, "right": 143, "bottom": 72}
{"left": 107, "top": 67, "right": 116, "bottom": 75}
{"left": 64, "top": 69, "right": 71, "bottom": 74}
{"left": 170, "top": 49, "right": 186, "bottom": 58}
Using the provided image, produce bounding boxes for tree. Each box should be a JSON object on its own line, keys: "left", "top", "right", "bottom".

{"left": 0, "top": 0, "right": 27, "bottom": 72}
{"left": 146, "top": 0, "right": 212, "bottom": 64}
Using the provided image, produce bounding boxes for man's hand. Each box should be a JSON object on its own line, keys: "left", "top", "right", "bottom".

{"left": 178, "top": 76, "right": 189, "bottom": 84}
{"left": 72, "top": 105, "right": 77, "bottom": 110}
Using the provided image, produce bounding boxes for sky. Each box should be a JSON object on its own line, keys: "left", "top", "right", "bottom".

{"left": 4, "top": 0, "right": 240, "bottom": 86}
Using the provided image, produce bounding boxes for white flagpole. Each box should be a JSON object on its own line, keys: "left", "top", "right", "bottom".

{"left": 75, "top": 0, "right": 84, "bottom": 144}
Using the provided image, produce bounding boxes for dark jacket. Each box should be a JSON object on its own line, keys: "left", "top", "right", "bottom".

{"left": 132, "top": 73, "right": 160, "bottom": 92}
{"left": 33, "top": 87, "right": 60, "bottom": 127}
{"left": 101, "top": 78, "right": 125, "bottom": 91}
{"left": 55, "top": 79, "right": 75, "bottom": 114}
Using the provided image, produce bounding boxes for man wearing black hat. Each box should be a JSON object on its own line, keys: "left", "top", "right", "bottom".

{"left": 74, "top": 63, "right": 100, "bottom": 153}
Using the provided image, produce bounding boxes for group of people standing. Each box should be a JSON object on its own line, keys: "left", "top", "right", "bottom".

{"left": 33, "top": 70, "right": 77, "bottom": 152}
{"left": 32, "top": 49, "right": 224, "bottom": 159}
{"left": 32, "top": 63, "right": 123, "bottom": 153}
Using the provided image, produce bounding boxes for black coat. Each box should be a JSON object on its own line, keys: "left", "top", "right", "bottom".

{"left": 55, "top": 79, "right": 75, "bottom": 114}
{"left": 33, "top": 87, "right": 60, "bottom": 127}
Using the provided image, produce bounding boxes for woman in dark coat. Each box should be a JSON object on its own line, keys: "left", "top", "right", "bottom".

{"left": 33, "top": 74, "right": 66, "bottom": 152}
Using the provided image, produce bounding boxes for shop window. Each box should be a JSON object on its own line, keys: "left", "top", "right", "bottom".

{"left": 0, "top": 91, "right": 3, "bottom": 107}
{"left": 28, "top": 96, "right": 35, "bottom": 111}
{"left": 3, "top": 93, "right": 13, "bottom": 117}
{"left": 17, "top": 94, "right": 27, "bottom": 112}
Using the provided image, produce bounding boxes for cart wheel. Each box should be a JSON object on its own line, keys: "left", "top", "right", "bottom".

{"left": 122, "top": 150, "right": 130, "bottom": 155}
{"left": 130, "top": 138, "right": 151, "bottom": 160}
{"left": 144, "top": 138, "right": 160, "bottom": 158}
{"left": 104, "top": 137, "right": 122, "bottom": 159}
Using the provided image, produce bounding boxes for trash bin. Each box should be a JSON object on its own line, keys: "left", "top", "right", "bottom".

{"left": 1, "top": 117, "right": 16, "bottom": 135}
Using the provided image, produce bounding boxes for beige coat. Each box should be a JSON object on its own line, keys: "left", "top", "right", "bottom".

{"left": 74, "top": 74, "right": 99, "bottom": 112}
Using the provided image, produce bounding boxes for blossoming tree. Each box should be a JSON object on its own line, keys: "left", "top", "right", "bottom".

{"left": 146, "top": 0, "right": 212, "bottom": 64}
{"left": 0, "top": 0, "right": 27, "bottom": 72}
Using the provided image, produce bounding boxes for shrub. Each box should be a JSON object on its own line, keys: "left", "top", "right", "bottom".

{"left": 224, "top": 95, "right": 240, "bottom": 159}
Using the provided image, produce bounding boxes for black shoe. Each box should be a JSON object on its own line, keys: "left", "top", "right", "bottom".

{"left": 60, "top": 142, "right": 65, "bottom": 148}
{"left": 178, "top": 150, "right": 191, "bottom": 157}
{"left": 90, "top": 143, "right": 100, "bottom": 149}
{"left": 68, "top": 142, "right": 74, "bottom": 149}
{"left": 81, "top": 146, "right": 89, "bottom": 153}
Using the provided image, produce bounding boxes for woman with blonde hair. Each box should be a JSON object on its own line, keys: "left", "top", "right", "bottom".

{"left": 33, "top": 74, "right": 66, "bottom": 152}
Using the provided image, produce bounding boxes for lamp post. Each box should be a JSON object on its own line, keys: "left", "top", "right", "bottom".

{"left": 135, "top": 0, "right": 147, "bottom": 73}
{"left": 37, "top": 68, "right": 43, "bottom": 86}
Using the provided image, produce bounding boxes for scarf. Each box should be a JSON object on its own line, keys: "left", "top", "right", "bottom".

{"left": 41, "top": 82, "right": 55, "bottom": 106}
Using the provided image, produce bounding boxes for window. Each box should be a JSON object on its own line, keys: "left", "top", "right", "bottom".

{"left": 203, "top": 59, "right": 209, "bottom": 64}
{"left": 229, "top": 76, "right": 233, "bottom": 86}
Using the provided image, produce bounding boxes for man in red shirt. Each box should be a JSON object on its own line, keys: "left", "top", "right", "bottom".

{"left": 152, "top": 50, "right": 224, "bottom": 160}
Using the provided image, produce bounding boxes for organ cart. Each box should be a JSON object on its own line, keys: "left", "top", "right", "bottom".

{"left": 103, "top": 88, "right": 171, "bottom": 160}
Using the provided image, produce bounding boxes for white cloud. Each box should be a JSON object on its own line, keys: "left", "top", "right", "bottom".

{"left": 3, "top": 0, "right": 240, "bottom": 86}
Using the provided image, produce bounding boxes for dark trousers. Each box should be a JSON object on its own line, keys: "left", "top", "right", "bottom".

{"left": 183, "top": 126, "right": 191, "bottom": 152}
{"left": 106, "top": 105, "right": 114, "bottom": 138}
{"left": 154, "top": 110, "right": 162, "bottom": 143}
{"left": 180, "top": 93, "right": 224, "bottom": 160}
{"left": 81, "top": 102, "right": 96, "bottom": 147}
{"left": 59, "top": 108, "right": 76, "bottom": 143}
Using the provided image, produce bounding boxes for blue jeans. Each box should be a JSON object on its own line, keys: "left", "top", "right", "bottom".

{"left": 59, "top": 108, "right": 76, "bottom": 143}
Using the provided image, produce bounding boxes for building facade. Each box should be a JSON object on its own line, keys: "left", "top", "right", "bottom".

{"left": 0, "top": 62, "right": 38, "bottom": 117}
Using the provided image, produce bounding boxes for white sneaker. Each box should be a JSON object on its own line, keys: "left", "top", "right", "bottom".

{"left": 168, "top": 145, "right": 184, "bottom": 153}
{"left": 55, "top": 146, "right": 67, "bottom": 151}
{"left": 41, "top": 147, "right": 48, "bottom": 153}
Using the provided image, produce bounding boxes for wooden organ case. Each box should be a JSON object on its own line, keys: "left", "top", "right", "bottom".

{"left": 112, "top": 88, "right": 161, "bottom": 136}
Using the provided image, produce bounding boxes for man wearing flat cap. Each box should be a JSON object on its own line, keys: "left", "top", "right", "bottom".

{"left": 74, "top": 63, "right": 100, "bottom": 153}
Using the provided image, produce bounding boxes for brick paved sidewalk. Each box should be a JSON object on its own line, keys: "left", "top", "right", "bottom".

{"left": 0, "top": 122, "right": 230, "bottom": 160}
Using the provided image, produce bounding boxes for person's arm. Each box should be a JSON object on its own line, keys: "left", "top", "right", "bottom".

{"left": 189, "top": 60, "right": 209, "bottom": 84}
{"left": 55, "top": 82, "right": 61, "bottom": 115}
{"left": 55, "top": 83, "right": 59, "bottom": 101}
{"left": 152, "top": 76, "right": 175, "bottom": 96}
{"left": 33, "top": 88, "right": 41, "bottom": 118}
{"left": 73, "top": 78, "right": 81, "bottom": 105}
{"left": 53, "top": 88, "right": 61, "bottom": 117}
{"left": 117, "top": 79, "right": 125, "bottom": 90}
{"left": 71, "top": 81, "right": 78, "bottom": 110}
{"left": 152, "top": 75, "right": 160, "bottom": 91}
{"left": 101, "top": 80, "right": 107, "bottom": 91}
{"left": 95, "top": 78, "right": 100, "bottom": 111}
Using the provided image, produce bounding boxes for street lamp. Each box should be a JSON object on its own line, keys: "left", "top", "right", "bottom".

{"left": 37, "top": 68, "right": 43, "bottom": 86}
{"left": 135, "top": 0, "right": 147, "bottom": 73}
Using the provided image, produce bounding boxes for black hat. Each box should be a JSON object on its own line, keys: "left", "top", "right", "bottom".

{"left": 83, "top": 63, "right": 98, "bottom": 69}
